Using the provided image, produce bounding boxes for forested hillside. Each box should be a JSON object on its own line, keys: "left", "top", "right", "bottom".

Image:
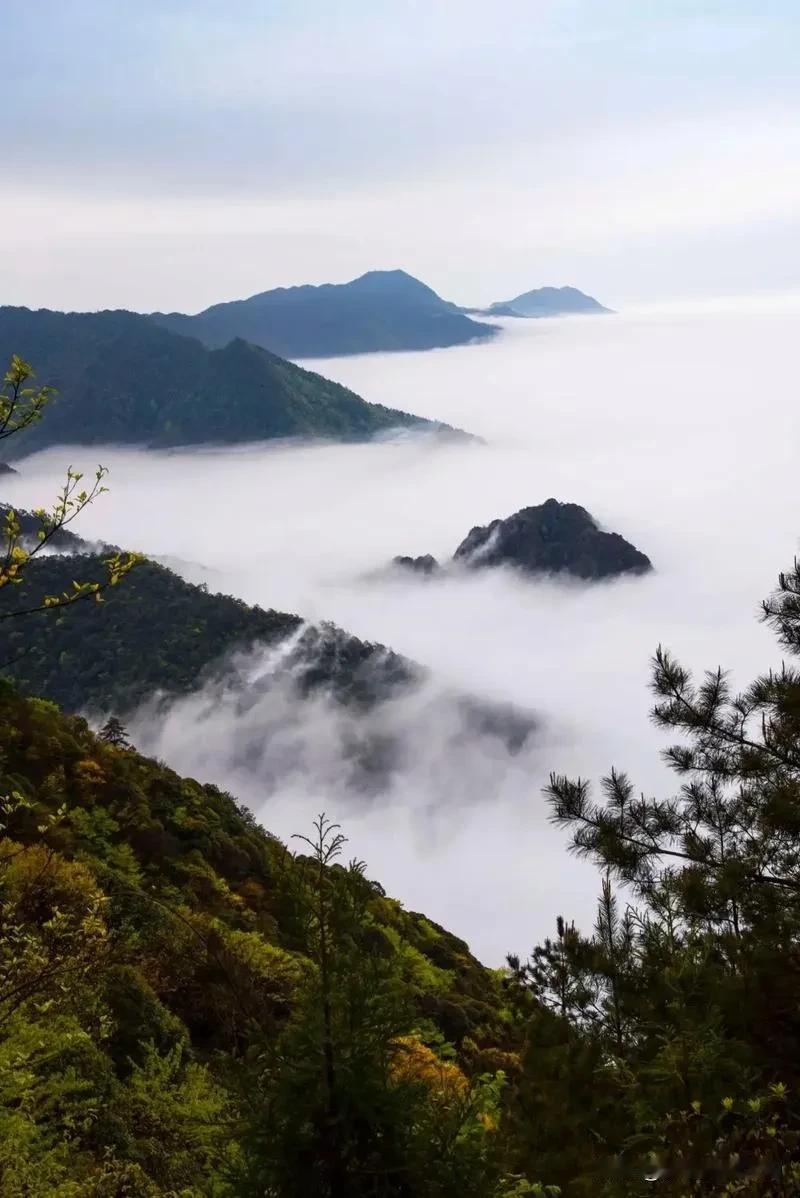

{"left": 0, "top": 307, "right": 439, "bottom": 455}
{"left": 0, "top": 542, "right": 425, "bottom": 711}
{"left": 0, "top": 684, "right": 514, "bottom": 1195}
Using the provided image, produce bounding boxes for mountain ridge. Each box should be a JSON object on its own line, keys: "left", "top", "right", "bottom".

{"left": 152, "top": 269, "right": 496, "bottom": 358}
{"left": 0, "top": 305, "right": 447, "bottom": 456}
{"left": 0, "top": 552, "right": 537, "bottom": 780}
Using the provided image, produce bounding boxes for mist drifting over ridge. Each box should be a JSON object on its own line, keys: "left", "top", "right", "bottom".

{"left": 5, "top": 299, "right": 800, "bottom": 963}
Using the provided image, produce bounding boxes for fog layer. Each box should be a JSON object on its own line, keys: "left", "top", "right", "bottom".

{"left": 6, "top": 298, "right": 800, "bottom": 962}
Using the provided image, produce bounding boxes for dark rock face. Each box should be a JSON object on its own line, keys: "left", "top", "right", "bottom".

{"left": 392, "top": 554, "right": 441, "bottom": 577}
{"left": 452, "top": 498, "right": 651, "bottom": 580}
{"left": 0, "top": 463, "right": 17, "bottom": 476}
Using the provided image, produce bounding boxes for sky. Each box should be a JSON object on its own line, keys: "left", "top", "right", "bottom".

{"left": 2, "top": 1, "right": 799, "bottom": 312}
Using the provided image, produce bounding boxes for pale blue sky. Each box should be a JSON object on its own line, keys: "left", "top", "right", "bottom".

{"left": 3, "top": 1, "right": 799, "bottom": 310}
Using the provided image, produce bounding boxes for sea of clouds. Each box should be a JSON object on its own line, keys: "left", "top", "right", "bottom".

{"left": 7, "top": 296, "right": 800, "bottom": 962}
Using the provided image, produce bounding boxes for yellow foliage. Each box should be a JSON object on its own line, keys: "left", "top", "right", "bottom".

{"left": 222, "top": 926, "right": 312, "bottom": 998}
{"left": 1, "top": 839, "right": 105, "bottom": 921}
{"left": 389, "top": 1035, "right": 469, "bottom": 1104}
{"left": 0, "top": 841, "right": 109, "bottom": 1019}
{"left": 74, "top": 758, "right": 107, "bottom": 790}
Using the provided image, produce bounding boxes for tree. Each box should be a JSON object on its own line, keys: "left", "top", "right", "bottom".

{"left": 98, "top": 716, "right": 131, "bottom": 748}
{"left": 0, "top": 354, "right": 53, "bottom": 443}
{"left": 0, "top": 794, "right": 110, "bottom": 1032}
{"left": 526, "top": 557, "right": 800, "bottom": 1192}
{"left": 237, "top": 814, "right": 507, "bottom": 1197}
{"left": 240, "top": 814, "right": 415, "bottom": 1196}
{"left": 0, "top": 356, "right": 138, "bottom": 623}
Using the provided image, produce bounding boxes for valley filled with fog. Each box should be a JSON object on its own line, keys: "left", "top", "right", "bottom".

{"left": 7, "top": 296, "right": 799, "bottom": 963}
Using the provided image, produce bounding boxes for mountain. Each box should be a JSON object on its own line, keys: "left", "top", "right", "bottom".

{"left": 0, "top": 306, "right": 443, "bottom": 456}
{"left": 0, "top": 553, "right": 536, "bottom": 771}
{"left": 453, "top": 499, "right": 651, "bottom": 579}
{"left": 387, "top": 498, "right": 651, "bottom": 581}
{"left": 152, "top": 269, "right": 497, "bottom": 358}
{"left": 0, "top": 554, "right": 409, "bottom": 714}
{"left": 478, "top": 286, "right": 611, "bottom": 318}
{"left": 0, "top": 679, "right": 513, "bottom": 1192}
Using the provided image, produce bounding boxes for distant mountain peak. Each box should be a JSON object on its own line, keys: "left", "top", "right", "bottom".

{"left": 486, "top": 285, "right": 611, "bottom": 318}
{"left": 152, "top": 270, "right": 495, "bottom": 358}
{"left": 347, "top": 268, "right": 436, "bottom": 294}
{"left": 353, "top": 268, "right": 417, "bottom": 283}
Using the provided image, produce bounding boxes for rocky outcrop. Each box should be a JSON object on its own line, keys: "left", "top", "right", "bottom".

{"left": 387, "top": 498, "right": 651, "bottom": 583}
{"left": 453, "top": 499, "right": 651, "bottom": 579}
{"left": 391, "top": 554, "right": 441, "bottom": 577}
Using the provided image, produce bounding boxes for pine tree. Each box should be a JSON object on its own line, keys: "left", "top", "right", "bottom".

{"left": 98, "top": 715, "right": 130, "bottom": 748}
{"left": 525, "top": 556, "right": 800, "bottom": 1192}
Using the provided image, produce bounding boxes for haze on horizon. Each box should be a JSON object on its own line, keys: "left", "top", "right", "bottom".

{"left": 3, "top": 0, "right": 800, "bottom": 315}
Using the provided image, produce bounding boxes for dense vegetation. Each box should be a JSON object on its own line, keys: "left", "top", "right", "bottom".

{"left": 0, "top": 554, "right": 416, "bottom": 714}
{"left": 153, "top": 269, "right": 496, "bottom": 357}
{"left": 0, "top": 683, "right": 516, "bottom": 1195}
{"left": 0, "top": 307, "right": 436, "bottom": 455}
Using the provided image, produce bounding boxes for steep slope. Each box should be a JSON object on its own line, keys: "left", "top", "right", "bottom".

{"left": 0, "top": 306, "right": 438, "bottom": 456}
{"left": 0, "top": 681, "right": 512, "bottom": 1191}
{"left": 153, "top": 269, "right": 497, "bottom": 357}
{"left": 0, "top": 554, "right": 536, "bottom": 769}
{"left": 484, "top": 285, "right": 610, "bottom": 317}
{"left": 0, "top": 555, "right": 411, "bottom": 713}
{"left": 0, "top": 682, "right": 499, "bottom": 1018}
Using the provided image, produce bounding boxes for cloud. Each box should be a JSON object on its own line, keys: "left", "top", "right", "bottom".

{"left": 5, "top": 301, "right": 798, "bottom": 960}
{"left": 2, "top": 1, "right": 800, "bottom": 307}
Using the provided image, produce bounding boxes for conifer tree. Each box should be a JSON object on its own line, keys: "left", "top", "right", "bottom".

{"left": 520, "top": 557, "right": 800, "bottom": 1192}
{"left": 98, "top": 715, "right": 131, "bottom": 748}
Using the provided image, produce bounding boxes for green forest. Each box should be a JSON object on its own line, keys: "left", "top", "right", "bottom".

{"left": 0, "top": 553, "right": 416, "bottom": 714}
{"left": 0, "top": 308, "right": 438, "bottom": 455}
{"left": 4, "top": 355, "right": 800, "bottom": 1195}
